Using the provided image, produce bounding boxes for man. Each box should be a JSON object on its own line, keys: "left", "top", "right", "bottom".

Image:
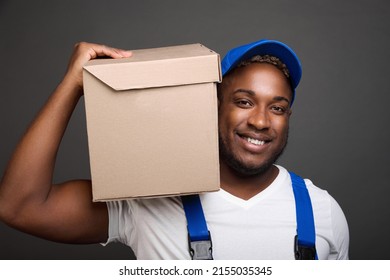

{"left": 0, "top": 39, "right": 349, "bottom": 259}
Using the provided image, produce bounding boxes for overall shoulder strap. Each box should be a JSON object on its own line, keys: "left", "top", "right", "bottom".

{"left": 181, "top": 172, "right": 317, "bottom": 260}
{"left": 181, "top": 194, "right": 213, "bottom": 260}
{"left": 289, "top": 171, "right": 318, "bottom": 260}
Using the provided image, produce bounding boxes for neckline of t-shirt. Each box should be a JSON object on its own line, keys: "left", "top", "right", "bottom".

{"left": 217, "top": 165, "right": 289, "bottom": 208}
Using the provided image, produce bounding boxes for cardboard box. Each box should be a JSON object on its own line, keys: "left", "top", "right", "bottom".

{"left": 83, "top": 43, "right": 221, "bottom": 201}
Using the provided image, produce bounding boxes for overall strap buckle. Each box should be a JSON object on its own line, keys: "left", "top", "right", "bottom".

{"left": 294, "top": 235, "right": 317, "bottom": 260}
{"left": 188, "top": 233, "right": 213, "bottom": 260}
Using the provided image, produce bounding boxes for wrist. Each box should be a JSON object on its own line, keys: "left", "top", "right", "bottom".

{"left": 60, "top": 74, "right": 84, "bottom": 99}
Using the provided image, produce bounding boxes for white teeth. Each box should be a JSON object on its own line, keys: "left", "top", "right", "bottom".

{"left": 246, "top": 137, "right": 265, "bottom": 146}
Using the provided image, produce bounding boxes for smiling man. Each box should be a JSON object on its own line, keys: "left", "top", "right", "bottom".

{"left": 218, "top": 61, "right": 292, "bottom": 199}
{"left": 0, "top": 39, "right": 349, "bottom": 260}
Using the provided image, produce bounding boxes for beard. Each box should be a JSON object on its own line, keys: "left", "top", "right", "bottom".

{"left": 218, "top": 132, "right": 288, "bottom": 177}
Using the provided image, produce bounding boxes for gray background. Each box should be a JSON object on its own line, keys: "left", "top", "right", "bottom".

{"left": 0, "top": 0, "right": 389, "bottom": 260}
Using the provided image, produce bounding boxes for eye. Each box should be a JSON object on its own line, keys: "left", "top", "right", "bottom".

{"left": 235, "top": 99, "right": 253, "bottom": 108}
{"left": 271, "top": 105, "right": 287, "bottom": 114}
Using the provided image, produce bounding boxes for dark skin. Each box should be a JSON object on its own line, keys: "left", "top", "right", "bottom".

{"left": 0, "top": 43, "right": 132, "bottom": 243}
{"left": 218, "top": 63, "right": 293, "bottom": 200}
{"left": 0, "top": 43, "right": 292, "bottom": 244}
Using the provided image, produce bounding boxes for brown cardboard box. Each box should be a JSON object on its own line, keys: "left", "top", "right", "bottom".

{"left": 83, "top": 43, "right": 221, "bottom": 201}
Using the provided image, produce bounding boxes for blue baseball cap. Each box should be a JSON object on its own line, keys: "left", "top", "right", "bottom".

{"left": 221, "top": 39, "right": 302, "bottom": 104}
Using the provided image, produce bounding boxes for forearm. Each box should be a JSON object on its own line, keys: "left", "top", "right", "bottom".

{"left": 0, "top": 77, "right": 82, "bottom": 220}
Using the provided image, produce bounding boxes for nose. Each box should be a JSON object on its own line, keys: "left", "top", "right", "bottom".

{"left": 247, "top": 107, "right": 270, "bottom": 131}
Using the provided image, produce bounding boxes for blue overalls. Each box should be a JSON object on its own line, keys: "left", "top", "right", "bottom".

{"left": 181, "top": 172, "right": 318, "bottom": 260}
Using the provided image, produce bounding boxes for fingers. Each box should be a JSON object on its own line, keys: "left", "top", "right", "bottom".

{"left": 63, "top": 42, "right": 132, "bottom": 92}
{"left": 81, "top": 43, "right": 132, "bottom": 60}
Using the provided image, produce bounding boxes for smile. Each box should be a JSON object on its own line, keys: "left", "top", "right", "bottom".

{"left": 246, "top": 137, "right": 265, "bottom": 146}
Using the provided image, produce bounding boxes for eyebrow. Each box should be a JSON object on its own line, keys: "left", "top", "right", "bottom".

{"left": 232, "top": 89, "right": 291, "bottom": 104}
{"left": 273, "top": 96, "right": 290, "bottom": 104}
{"left": 232, "top": 88, "right": 256, "bottom": 96}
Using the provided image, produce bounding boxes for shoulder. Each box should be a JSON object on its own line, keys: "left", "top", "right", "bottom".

{"left": 277, "top": 164, "right": 340, "bottom": 207}
{"left": 105, "top": 197, "right": 185, "bottom": 235}
{"left": 302, "top": 177, "right": 348, "bottom": 228}
{"left": 106, "top": 196, "right": 183, "bottom": 213}
{"left": 304, "top": 178, "right": 345, "bottom": 218}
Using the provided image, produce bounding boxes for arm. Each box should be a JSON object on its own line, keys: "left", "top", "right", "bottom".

{"left": 0, "top": 42, "right": 131, "bottom": 244}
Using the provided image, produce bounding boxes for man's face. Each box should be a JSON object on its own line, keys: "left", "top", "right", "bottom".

{"left": 218, "top": 63, "right": 293, "bottom": 176}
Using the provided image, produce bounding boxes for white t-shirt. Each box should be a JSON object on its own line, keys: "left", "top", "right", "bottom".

{"left": 104, "top": 165, "right": 349, "bottom": 259}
